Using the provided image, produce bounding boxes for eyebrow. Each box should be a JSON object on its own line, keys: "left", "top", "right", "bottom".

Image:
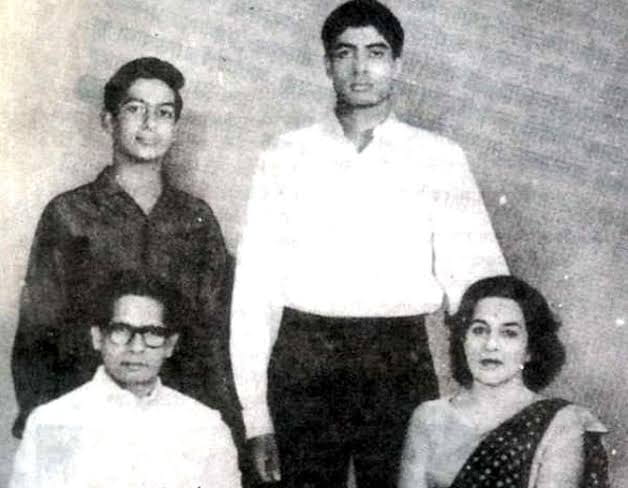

{"left": 332, "top": 42, "right": 391, "bottom": 51}
{"left": 121, "top": 97, "right": 175, "bottom": 107}
{"left": 109, "top": 321, "right": 166, "bottom": 328}
{"left": 469, "top": 319, "right": 523, "bottom": 328}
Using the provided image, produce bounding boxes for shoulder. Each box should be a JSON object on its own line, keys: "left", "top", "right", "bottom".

{"left": 161, "top": 386, "right": 231, "bottom": 433}
{"left": 410, "top": 398, "right": 454, "bottom": 426}
{"left": 163, "top": 186, "right": 223, "bottom": 229}
{"left": 275, "top": 123, "right": 325, "bottom": 146}
{"left": 548, "top": 401, "right": 608, "bottom": 435}
{"left": 262, "top": 123, "right": 327, "bottom": 159}
{"left": 164, "top": 186, "right": 213, "bottom": 215}
{"left": 390, "top": 119, "right": 466, "bottom": 160}
{"left": 26, "top": 382, "right": 95, "bottom": 428}
{"left": 38, "top": 179, "right": 98, "bottom": 221}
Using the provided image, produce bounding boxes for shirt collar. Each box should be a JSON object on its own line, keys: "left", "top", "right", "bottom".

{"left": 92, "top": 165, "right": 176, "bottom": 206}
{"left": 321, "top": 110, "right": 400, "bottom": 145}
{"left": 93, "top": 365, "right": 164, "bottom": 407}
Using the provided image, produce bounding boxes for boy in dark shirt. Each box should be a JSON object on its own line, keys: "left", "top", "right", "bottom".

{"left": 11, "top": 57, "right": 240, "bottom": 441}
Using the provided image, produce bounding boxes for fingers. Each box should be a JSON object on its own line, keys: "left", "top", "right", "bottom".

{"left": 250, "top": 434, "right": 282, "bottom": 483}
{"left": 265, "top": 444, "right": 281, "bottom": 483}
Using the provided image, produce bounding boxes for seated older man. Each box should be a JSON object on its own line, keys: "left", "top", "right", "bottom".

{"left": 10, "top": 271, "right": 241, "bottom": 488}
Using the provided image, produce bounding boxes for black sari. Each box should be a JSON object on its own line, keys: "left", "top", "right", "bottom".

{"left": 449, "top": 399, "right": 608, "bottom": 488}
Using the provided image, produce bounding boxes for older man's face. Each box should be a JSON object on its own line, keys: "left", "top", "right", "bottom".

{"left": 91, "top": 294, "right": 178, "bottom": 396}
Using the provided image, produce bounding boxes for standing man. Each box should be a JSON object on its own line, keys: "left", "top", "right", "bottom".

{"left": 230, "top": 1, "right": 508, "bottom": 487}
{"left": 11, "top": 57, "right": 240, "bottom": 441}
{"left": 10, "top": 272, "right": 241, "bottom": 488}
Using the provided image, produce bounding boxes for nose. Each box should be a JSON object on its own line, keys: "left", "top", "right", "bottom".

{"left": 142, "top": 109, "right": 157, "bottom": 130}
{"left": 128, "top": 332, "right": 146, "bottom": 353}
{"left": 484, "top": 332, "right": 499, "bottom": 351}
{"left": 353, "top": 52, "right": 368, "bottom": 74}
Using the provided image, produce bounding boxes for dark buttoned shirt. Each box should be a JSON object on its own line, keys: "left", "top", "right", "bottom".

{"left": 12, "top": 167, "right": 238, "bottom": 437}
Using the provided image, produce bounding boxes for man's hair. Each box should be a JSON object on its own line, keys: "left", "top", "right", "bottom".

{"left": 321, "top": 0, "right": 404, "bottom": 59}
{"left": 90, "top": 271, "right": 192, "bottom": 333}
{"left": 103, "top": 57, "right": 185, "bottom": 120}
{"left": 448, "top": 275, "right": 566, "bottom": 392}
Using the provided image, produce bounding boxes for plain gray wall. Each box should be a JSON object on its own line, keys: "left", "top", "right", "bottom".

{"left": 1, "top": 0, "right": 626, "bottom": 485}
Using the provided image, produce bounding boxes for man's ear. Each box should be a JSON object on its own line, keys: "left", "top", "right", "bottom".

{"left": 392, "top": 57, "right": 403, "bottom": 78}
{"left": 164, "top": 333, "right": 179, "bottom": 358}
{"left": 101, "top": 110, "right": 115, "bottom": 134}
{"left": 324, "top": 55, "right": 333, "bottom": 79}
{"left": 91, "top": 326, "right": 103, "bottom": 351}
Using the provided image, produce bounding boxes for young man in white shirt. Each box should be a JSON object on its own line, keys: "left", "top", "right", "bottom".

{"left": 10, "top": 272, "right": 241, "bottom": 488}
{"left": 230, "top": 1, "right": 509, "bottom": 486}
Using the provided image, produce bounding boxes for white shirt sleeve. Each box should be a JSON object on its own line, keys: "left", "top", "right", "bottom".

{"left": 432, "top": 145, "right": 509, "bottom": 313}
{"left": 200, "top": 421, "right": 243, "bottom": 488}
{"left": 10, "top": 413, "right": 42, "bottom": 488}
{"left": 230, "top": 149, "right": 285, "bottom": 438}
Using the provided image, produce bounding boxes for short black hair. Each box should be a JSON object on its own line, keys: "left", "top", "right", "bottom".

{"left": 103, "top": 57, "right": 185, "bottom": 120}
{"left": 448, "top": 275, "right": 566, "bottom": 392}
{"left": 90, "top": 271, "right": 191, "bottom": 333}
{"left": 321, "top": 0, "right": 404, "bottom": 59}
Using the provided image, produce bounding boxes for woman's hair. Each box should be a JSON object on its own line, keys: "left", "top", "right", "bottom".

{"left": 449, "top": 275, "right": 565, "bottom": 391}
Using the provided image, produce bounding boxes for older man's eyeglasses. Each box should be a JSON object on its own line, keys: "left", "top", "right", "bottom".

{"left": 102, "top": 322, "right": 175, "bottom": 348}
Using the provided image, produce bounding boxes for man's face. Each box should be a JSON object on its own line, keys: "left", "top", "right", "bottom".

{"left": 104, "top": 78, "right": 177, "bottom": 163}
{"left": 325, "top": 25, "right": 401, "bottom": 108}
{"left": 91, "top": 294, "right": 178, "bottom": 395}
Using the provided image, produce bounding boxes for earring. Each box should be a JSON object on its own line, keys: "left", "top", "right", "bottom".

{"left": 519, "top": 363, "right": 525, "bottom": 371}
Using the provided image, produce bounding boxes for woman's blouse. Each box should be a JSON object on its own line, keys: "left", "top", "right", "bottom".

{"left": 399, "top": 396, "right": 607, "bottom": 488}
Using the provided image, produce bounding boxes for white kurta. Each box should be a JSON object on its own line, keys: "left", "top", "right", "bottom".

{"left": 10, "top": 367, "right": 241, "bottom": 488}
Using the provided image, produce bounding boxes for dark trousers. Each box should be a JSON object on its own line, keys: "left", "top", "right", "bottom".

{"left": 268, "top": 307, "right": 439, "bottom": 488}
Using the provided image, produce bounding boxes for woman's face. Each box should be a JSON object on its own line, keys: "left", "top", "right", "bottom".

{"left": 464, "top": 297, "right": 530, "bottom": 388}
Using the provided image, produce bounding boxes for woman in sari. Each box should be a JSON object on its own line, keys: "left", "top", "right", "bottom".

{"left": 399, "top": 275, "right": 609, "bottom": 488}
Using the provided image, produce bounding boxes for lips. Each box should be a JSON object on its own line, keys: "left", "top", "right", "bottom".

{"left": 350, "top": 83, "right": 373, "bottom": 92}
{"left": 135, "top": 136, "right": 159, "bottom": 146}
{"left": 121, "top": 361, "right": 147, "bottom": 371}
{"left": 479, "top": 358, "right": 503, "bottom": 368}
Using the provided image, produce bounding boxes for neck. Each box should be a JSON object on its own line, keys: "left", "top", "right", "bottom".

{"left": 113, "top": 153, "right": 163, "bottom": 185}
{"left": 467, "top": 376, "right": 533, "bottom": 407}
{"left": 103, "top": 368, "right": 158, "bottom": 398}
{"left": 126, "top": 380, "right": 158, "bottom": 398}
{"left": 335, "top": 98, "right": 393, "bottom": 148}
{"left": 113, "top": 156, "right": 163, "bottom": 213}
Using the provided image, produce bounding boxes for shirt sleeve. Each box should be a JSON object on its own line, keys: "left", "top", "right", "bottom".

{"left": 193, "top": 205, "right": 243, "bottom": 428}
{"left": 9, "top": 411, "right": 42, "bottom": 488}
{"left": 530, "top": 405, "right": 608, "bottom": 488}
{"left": 432, "top": 145, "right": 509, "bottom": 313}
{"left": 200, "top": 420, "right": 243, "bottom": 488}
{"left": 398, "top": 404, "right": 432, "bottom": 488}
{"left": 11, "top": 201, "right": 73, "bottom": 437}
{"left": 230, "top": 150, "right": 286, "bottom": 438}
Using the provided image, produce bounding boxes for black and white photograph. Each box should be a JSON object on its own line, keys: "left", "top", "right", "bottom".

{"left": 1, "top": 1, "right": 626, "bottom": 486}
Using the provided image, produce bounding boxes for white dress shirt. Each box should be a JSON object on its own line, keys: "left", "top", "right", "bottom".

{"left": 231, "top": 114, "right": 508, "bottom": 438}
{"left": 10, "top": 367, "right": 241, "bottom": 488}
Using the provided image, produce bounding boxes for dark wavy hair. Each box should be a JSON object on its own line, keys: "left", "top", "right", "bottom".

{"left": 321, "top": 0, "right": 404, "bottom": 59}
{"left": 103, "top": 57, "right": 185, "bottom": 120}
{"left": 89, "top": 270, "right": 192, "bottom": 334}
{"left": 448, "top": 275, "right": 565, "bottom": 391}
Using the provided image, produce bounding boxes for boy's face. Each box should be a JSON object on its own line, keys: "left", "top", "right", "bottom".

{"left": 325, "top": 25, "right": 401, "bottom": 108}
{"left": 91, "top": 294, "right": 178, "bottom": 396}
{"left": 104, "top": 78, "right": 177, "bottom": 164}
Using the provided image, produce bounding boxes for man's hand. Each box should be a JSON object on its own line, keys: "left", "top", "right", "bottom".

{"left": 248, "top": 433, "right": 281, "bottom": 483}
